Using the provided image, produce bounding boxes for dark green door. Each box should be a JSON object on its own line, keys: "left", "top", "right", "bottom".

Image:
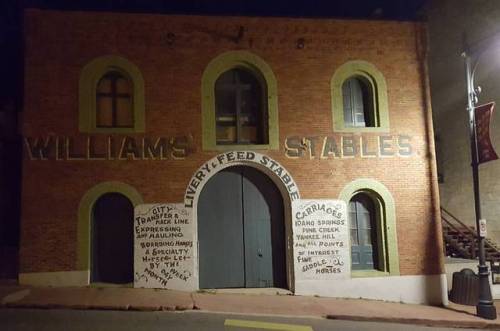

{"left": 198, "top": 166, "right": 286, "bottom": 289}
{"left": 91, "top": 193, "right": 134, "bottom": 283}
{"left": 349, "top": 194, "right": 378, "bottom": 270}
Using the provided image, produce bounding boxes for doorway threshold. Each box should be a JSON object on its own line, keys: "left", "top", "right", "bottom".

{"left": 90, "top": 282, "right": 133, "bottom": 288}
{"left": 200, "top": 288, "right": 292, "bottom": 296}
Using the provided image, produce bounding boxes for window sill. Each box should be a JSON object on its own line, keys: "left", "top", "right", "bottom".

{"left": 334, "top": 126, "right": 390, "bottom": 133}
{"left": 204, "top": 142, "right": 279, "bottom": 151}
{"left": 89, "top": 282, "right": 133, "bottom": 288}
{"left": 351, "top": 270, "right": 389, "bottom": 278}
{"left": 84, "top": 127, "right": 144, "bottom": 134}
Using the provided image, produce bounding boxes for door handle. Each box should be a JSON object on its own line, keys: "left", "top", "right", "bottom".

{"left": 258, "top": 249, "right": 263, "bottom": 257}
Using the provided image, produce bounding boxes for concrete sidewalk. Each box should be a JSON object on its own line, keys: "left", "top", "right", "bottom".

{"left": 1, "top": 284, "right": 500, "bottom": 329}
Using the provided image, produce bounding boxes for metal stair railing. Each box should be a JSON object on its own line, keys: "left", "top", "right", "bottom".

{"left": 441, "top": 207, "right": 477, "bottom": 259}
{"left": 441, "top": 207, "right": 500, "bottom": 261}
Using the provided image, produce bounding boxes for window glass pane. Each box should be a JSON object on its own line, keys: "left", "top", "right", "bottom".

{"left": 240, "top": 90, "right": 260, "bottom": 118}
{"left": 343, "top": 77, "right": 377, "bottom": 128}
{"left": 116, "top": 97, "right": 133, "bottom": 127}
{"left": 215, "top": 89, "right": 236, "bottom": 117}
{"left": 116, "top": 76, "right": 132, "bottom": 94}
{"left": 351, "top": 251, "right": 360, "bottom": 265}
{"left": 350, "top": 229, "right": 359, "bottom": 246}
{"left": 362, "top": 229, "right": 373, "bottom": 246}
{"left": 364, "top": 252, "right": 374, "bottom": 265}
{"left": 216, "top": 126, "right": 237, "bottom": 144}
{"left": 96, "top": 71, "right": 135, "bottom": 129}
{"left": 97, "top": 77, "right": 112, "bottom": 94}
{"left": 359, "top": 210, "right": 372, "bottom": 229}
{"left": 349, "top": 201, "right": 359, "bottom": 246}
{"left": 360, "top": 79, "right": 374, "bottom": 127}
{"left": 217, "top": 69, "right": 237, "bottom": 85}
{"left": 97, "top": 96, "right": 113, "bottom": 127}
{"left": 214, "top": 68, "right": 266, "bottom": 145}
{"left": 342, "top": 80, "right": 353, "bottom": 126}
{"left": 350, "top": 193, "right": 378, "bottom": 270}
{"left": 239, "top": 126, "right": 258, "bottom": 143}
{"left": 351, "top": 78, "right": 366, "bottom": 127}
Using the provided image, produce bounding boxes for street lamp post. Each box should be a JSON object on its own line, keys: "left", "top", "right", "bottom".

{"left": 462, "top": 37, "right": 498, "bottom": 320}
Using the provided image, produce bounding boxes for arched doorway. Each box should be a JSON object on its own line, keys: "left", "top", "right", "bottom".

{"left": 198, "top": 165, "right": 286, "bottom": 289}
{"left": 91, "top": 192, "right": 134, "bottom": 284}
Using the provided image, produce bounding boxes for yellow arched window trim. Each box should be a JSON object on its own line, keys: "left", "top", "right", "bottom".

{"left": 79, "top": 55, "right": 145, "bottom": 133}
{"left": 331, "top": 60, "right": 390, "bottom": 133}
{"left": 201, "top": 50, "right": 279, "bottom": 151}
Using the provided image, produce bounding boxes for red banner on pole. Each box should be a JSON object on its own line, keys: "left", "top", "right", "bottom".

{"left": 475, "top": 102, "right": 498, "bottom": 164}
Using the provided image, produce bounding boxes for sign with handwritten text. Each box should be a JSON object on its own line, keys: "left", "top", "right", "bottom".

{"left": 292, "top": 199, "right": 350, "bottom": 280}
{"left": 134, "top": 204, "right": 195, "bottom": 291}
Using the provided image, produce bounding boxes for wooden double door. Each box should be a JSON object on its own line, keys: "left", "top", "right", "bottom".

{"left": 198, "top": 166, "right": 286, "bottom": 289}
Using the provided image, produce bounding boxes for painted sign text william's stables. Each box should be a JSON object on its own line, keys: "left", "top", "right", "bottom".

{"left": 24, "top": 134, "right": 413, "bottom": 160}
{"left": 285, "top": 135, "right": 412, "bottom": 159}
{"left": 24, "top": 135, "right": 193, "bottom": 160}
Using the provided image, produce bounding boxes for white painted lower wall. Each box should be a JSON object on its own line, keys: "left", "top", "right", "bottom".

{"left": 19, "top": 270, "right": 89, "bottom": 287}
{"left": 295, "top": 274, "right": 448, "bottom": 305}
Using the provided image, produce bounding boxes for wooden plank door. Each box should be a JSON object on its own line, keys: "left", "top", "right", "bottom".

{"left": 198, "top": 168, "right": 245, "bottom": 288}
{"left": 91, "top": 193, "right": 134, "bottom": 283}
{"left": 242, "top": 166, "right": 286, "bottom": 288}
{"left": 198, "top": 166, "right": 286, "bottom": 289}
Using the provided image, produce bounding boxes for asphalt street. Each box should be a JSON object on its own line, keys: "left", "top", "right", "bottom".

{"left": 0, "top": 309, "right": 482, "bottom": 331}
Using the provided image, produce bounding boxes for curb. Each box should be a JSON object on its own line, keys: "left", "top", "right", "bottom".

{"left": 1, "top": 286, "right": 499, "bottom": 329}
{"left": 2, "top": 301, "right": 497, "bottom": 329}
{"left": 326, "top": 314, "right": 496, "bottom": 329}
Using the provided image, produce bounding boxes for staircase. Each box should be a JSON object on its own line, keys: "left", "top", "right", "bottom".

{"left": 441, "top": 207, "right": 500, "bottom": 262}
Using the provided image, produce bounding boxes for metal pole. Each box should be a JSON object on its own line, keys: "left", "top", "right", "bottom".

{"left": 464, "top": 52, "right": 497, "bottom": 320}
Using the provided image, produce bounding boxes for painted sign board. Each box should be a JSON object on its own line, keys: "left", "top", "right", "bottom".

{"left": 292, "top": 199, "right": 350, "bottom": 280}
{"left": 134, "top": 204, "right": 196, "bottom": 291}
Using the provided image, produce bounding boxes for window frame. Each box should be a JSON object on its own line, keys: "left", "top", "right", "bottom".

{"left": 339, "top": 179, "right": 400, "bottom": 278}
{"left": 214, "top": 68, "right": 268, "bottom": 145}
{"left": 96, "top": 70, "right": 134, "bottom": 129}
{"left": 331, "top": 61, "right": 389, "bottom": 133}
{"left": 77, "top": 181, "right": 143, "bottom": 275}
{"left": 79, "top": 55, "right": 145, "bottom": 134}
{"left": 349, "top": 193, "right": 379, "bottom": 271}
{"left": 342, "top": 76, "right": 375, "bottom": 128}
{"left": 201, "top": 51, "right": 279, "bottom": 151}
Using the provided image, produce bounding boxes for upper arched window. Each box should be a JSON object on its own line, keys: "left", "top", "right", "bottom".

{"left": 96, "top": 71, "right": 134, "bottom": 128}
{"left": 331, "top": 61, "right": 389, "bottom": 132}
{"left": 215, "top": 68, "right": 268, "bottom": 145}
{"left": 79, "top": 55, "right": 145, "bottom": 133}
{"left": 342, "top": 76, "right": 375, "bottom": 128}
{"left": 201, "top": 51, "right": 279, "bottom": 151}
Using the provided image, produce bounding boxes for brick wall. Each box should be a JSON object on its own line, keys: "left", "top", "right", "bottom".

{"left": 20, "top": 9, "right": 442, "bottom": 275}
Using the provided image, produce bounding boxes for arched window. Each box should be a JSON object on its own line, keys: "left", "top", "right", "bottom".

{"left": 79, "top": 55, "right": 145, "bottom": 133}
{"left": 201, "top": 51, "right": 279, "bottom": 151}
{"left": 349, "top": 193, "right": 378, "bottom": 270}
{"left": 339, "top": 179, "right": 400, "bottom": 277}
{"left": 96, "top": 71, "right": 134, "bottom": 128}
{"left": 331, "top": 60, "right": 389, "bottom": 132}
{"left": 215, "top": 68, "right": 268, "bottom": 145}
{"left": 342, "top": 76, "right": 374, "bottom": 128}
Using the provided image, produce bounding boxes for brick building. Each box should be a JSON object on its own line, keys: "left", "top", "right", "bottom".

{"left": 20, "top": 9, "right": 444, "bottom": 304}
